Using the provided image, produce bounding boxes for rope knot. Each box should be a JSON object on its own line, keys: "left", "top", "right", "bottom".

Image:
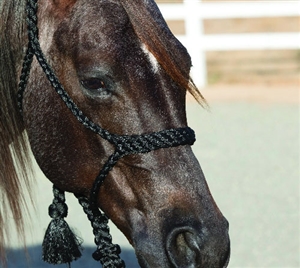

{"left": 49, "top": 202, "right": 68, "bottom": 219}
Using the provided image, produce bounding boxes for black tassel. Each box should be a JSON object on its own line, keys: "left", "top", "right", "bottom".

{"left": 42, "top": 185, "right": 82, "bottom": 265}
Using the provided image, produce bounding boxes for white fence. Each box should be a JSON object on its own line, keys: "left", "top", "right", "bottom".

{"left": 158, "top": 0, "right": 300, "bottom": 87}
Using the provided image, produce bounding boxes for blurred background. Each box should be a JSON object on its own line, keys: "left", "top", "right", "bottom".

{"left": 4, "top": 1, "right": 299, "bottom": 267}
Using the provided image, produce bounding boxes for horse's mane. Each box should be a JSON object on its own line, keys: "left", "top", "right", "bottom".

{"left": 0, "top": 0, "right": 33, "bottom": 261}
{"left": 120, "top": 0, "right": 206, "bottom": 106}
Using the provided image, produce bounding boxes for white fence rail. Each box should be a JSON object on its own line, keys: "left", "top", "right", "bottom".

{"left": 158, "top": 0, "right": 300, "bottom": 87}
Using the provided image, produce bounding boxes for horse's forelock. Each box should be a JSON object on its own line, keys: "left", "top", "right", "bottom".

{"left": 119, "top": 0, "right": 206, "bottom": 106}
{"left": 0, "top": 0, "right": 33, "bottom": 263}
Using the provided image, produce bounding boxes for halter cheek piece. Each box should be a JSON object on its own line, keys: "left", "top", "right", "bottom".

{"left": 18, "top": 0, "right": 196, "bottom": 267}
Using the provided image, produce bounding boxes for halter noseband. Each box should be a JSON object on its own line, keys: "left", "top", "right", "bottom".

{"left": 18, "top": 0, "right": 196, "bottom": 267}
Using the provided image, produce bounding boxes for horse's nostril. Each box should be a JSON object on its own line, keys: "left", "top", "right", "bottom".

{"left": 167, "top": 228, "right": 202, "bottom": 268}
{"left": 176, "top": 232, "right": 201, "bottom": 256}
{"left": 166, "top": 224, "right": 230, "bottom": 268}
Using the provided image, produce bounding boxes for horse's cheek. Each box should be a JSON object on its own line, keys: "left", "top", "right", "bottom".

{"left": 24, "top": 83, "right": 96, "bottom": 193}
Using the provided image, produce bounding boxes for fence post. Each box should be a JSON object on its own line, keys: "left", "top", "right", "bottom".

{"left": 184, "top": 0, "right": 207, "bottom": 88}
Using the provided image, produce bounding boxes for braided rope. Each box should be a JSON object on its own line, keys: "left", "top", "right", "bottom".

{"left": 90, "top": 127, "right": 195, "bottom": 208}
{"left": 18, "top": 47, "right": 34, "bottom": 114}
{"left": 76, "top": 195, "right": 125, "bottom": 268}
{"left": 18, "top": 0, "right": 196, "bottom": 266}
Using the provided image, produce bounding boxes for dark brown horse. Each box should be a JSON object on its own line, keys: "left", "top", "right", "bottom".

{"left": 0, "top": 0, "right": 230, "bottom": 267}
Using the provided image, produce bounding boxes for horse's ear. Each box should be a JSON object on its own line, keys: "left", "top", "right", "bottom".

{"left": 50, "top": 0, "right": 76, "bottom": 18}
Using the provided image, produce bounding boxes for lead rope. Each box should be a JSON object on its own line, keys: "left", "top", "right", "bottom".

{"left": 76, "top": 195, "right": 124, "bottom": 268}
{"left": 18, "top": 0, "right": 196, "bottom": 267}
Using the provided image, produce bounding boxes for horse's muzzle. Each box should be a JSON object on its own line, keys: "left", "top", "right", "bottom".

{"left": 132, "top": 216, "right": 230, "bottom": 268}
{"left": 166, "top": 224, "right": 230, "bottom": 268}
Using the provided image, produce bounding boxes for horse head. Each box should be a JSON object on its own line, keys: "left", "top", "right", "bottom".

{"left": 22, "top": 0, "right": 230, "bottom": 266}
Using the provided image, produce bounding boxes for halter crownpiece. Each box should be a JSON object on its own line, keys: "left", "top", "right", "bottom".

{"left": 18, "top": 0, "right": 196, "bottom": 267}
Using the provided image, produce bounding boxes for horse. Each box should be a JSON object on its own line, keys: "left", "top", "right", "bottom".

{"left": 0, "top": 0, "right": 230, "bottom": 267}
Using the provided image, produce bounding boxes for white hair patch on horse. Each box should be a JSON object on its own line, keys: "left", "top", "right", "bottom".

{"left": 141, "top": 43, "right": 159, "bottom": 73}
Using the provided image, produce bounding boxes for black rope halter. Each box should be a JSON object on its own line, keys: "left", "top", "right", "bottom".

{"left": 18, "top": 0, "right": 196, "bottom": 267}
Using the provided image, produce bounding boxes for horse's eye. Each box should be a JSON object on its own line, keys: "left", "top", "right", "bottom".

{"left": 79, "top": 73, "right": 114, "bottom": 99}
{"left": 81, "top": 78, "right": 106, "bottom": 91}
